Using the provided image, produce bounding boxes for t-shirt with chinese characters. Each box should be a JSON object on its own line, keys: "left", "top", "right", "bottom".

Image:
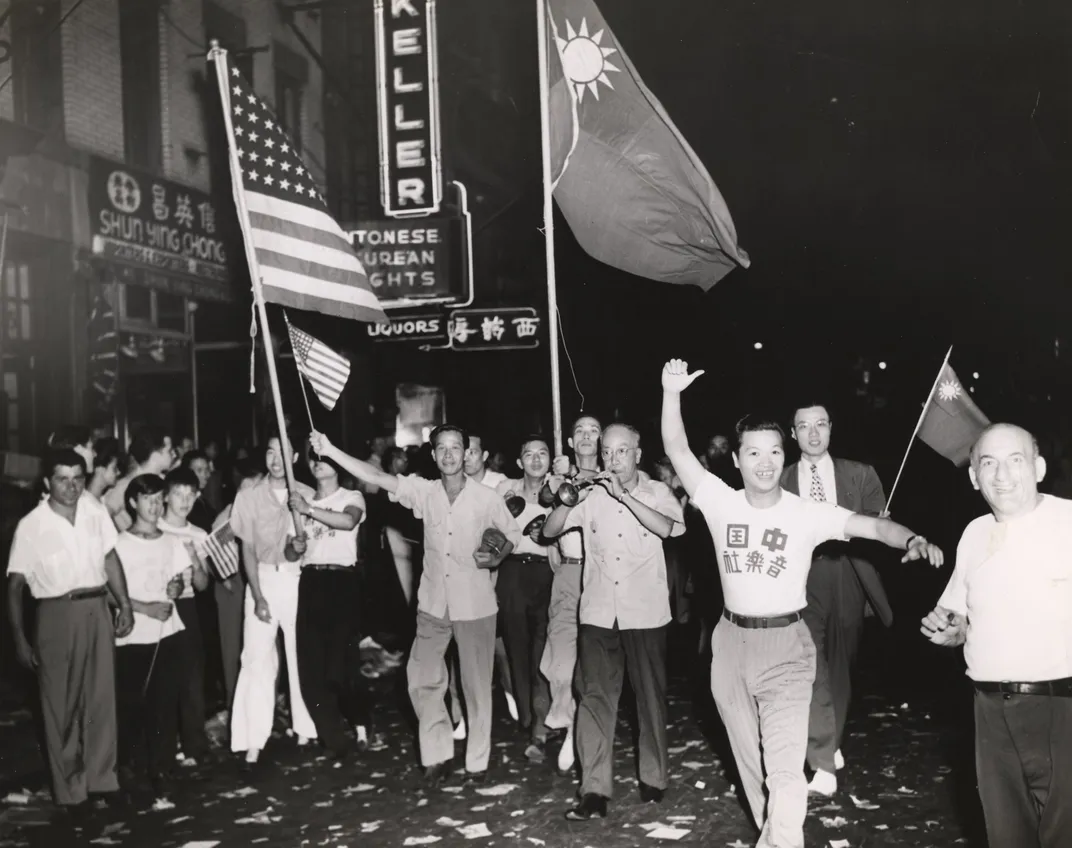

{"left": 938, "top": 494, "right": 1072, "bottom": 682}
{"left": 690, "top": 471, "right": 853, "bottom": 617}
{"left": 301, "top": 487, "right": 366, "bottom": 566}
{"left": 114, "top": 531, "right": 189, "bottom": 646}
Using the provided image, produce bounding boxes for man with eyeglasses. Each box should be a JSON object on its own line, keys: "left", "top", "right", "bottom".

{"left": 780, "top": 403, "right": 891, "bottom": 795}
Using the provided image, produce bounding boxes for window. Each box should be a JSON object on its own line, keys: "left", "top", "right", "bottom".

{"left": 203, "top": 1, "right": 252, "bottom": 82}
{"left": 2, "top": 262, "right": 32, "bottom": 343}
{"left": 119, "top": 282, "right": 188, "bottom": 334}
{"left": 118, "top": 0, "right": 163, "bottom": 171}
{"left": 9, "top": 0, "right": 64, "bottom": 131}
{"left": 121, "top": 283, "right": 153, "bottom": 324}
{"left": 155, "top": 291, "right": 186, "bottom": 333}
{"left": 2, "top": 370, "right": 21, "bottom": 451}
{"left": 274, "top": 42, "right": 308, "bottom": 152}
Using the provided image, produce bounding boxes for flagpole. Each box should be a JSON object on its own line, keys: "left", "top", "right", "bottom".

{"left": 536, "top": 0, "right": 564, "bottom": 457}
{"left": 885, "top": 345, "right": 953, "bottom": 513}
{"left": 209, "top": 42, "right": 304, "bottom": 536}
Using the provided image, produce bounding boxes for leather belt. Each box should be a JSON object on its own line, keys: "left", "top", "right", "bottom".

{"left": 510, "top": 554, "right": 549, "bottom": 565}
{"left": 303, "top": 563, "right": 356, "bottom": 572}
{"left": 723, "top": 609, "right": 803, "bottom": 629}
{"left": 559, "top": 556, "right": 583, "bottom": 566}
{"left": 974, "top": 678, "right": 1072, "bottom": 697}
{"left": 42, "top": 586, "right": 108, "bottom": 602}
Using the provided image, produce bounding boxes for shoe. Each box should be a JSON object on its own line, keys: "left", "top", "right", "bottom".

{"left": 244, "top": 748, "right": 261, "bottom": 765}
{"left": 808, "top": 769, "right": 837, "bottom": 796}
{"left": 452, "top": 718, "right": 467, "bottom": 741}
{"left": 524, "top": 741, "right": 546, "bottom": 764}
{"left": 834, "top": 748, "right": 845, "bottom": 771}
{"left": 424, "top": 760, "right": 452, "bottom": 788}
{"left": 463, "top": 770, "right": 488, "bottom": 785}
{"left": 504, "top": 692, "right": 520, "bottom": 722}
{"left": 557, "top": 727, "right": 575, "bottom": 773}
{"left": 564, "top": 793, "right": 607, "bottom": 821}
{"left": 150, "top": 773, "right": 173, "bottom": 799}
{"left": 639, "top": 782, "right": 665, "bottom": 803}
{"left": 178, "top": 756, "right": 198, "bottom": 768}
{"left": 355, "top": 725, "right": 369, "bottom": 752}
{"left": 59, "top": 800, "right": 93, "bottom": 826}
{"left": 296, "top": 735, "right": 313, "bottom": 746}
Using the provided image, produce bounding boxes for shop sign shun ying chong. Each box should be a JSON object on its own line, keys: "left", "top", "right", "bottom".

{"left": 374, "top": 0, "right": 442, "bottom": 218}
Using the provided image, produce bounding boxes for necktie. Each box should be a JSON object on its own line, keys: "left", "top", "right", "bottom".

{"left": 809, "top": 463, "right": 827, "bottom": 502}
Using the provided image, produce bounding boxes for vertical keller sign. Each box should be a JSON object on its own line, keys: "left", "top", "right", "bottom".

{"left": 374, "top": 0, "right": 442, "bottom": 218}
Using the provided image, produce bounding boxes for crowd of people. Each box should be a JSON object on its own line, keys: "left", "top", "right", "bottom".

{"left": 3, "top": 358, "right": 1069, "bottom": 848}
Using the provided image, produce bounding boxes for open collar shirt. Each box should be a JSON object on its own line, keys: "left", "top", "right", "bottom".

{"left": 563, "top": 479, "right": 685, "bottom": 630}
{"left": 230, "top": 478, "right": 314, "bottom": 566}
{"left": 392, "top": 474, "right": 522, "bottom": 622}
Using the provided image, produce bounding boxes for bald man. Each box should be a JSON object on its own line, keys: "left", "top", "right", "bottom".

{"left": 923, "top": 423, "right": 1072, "bottom": 848}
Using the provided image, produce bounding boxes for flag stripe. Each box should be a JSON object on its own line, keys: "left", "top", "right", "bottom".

{"left": 245, "top": 191, "right": 350, "bottom": 241}
{"left": 300, "top": 363, "right": 346, "bottom": 393}
{"left": 251, "top": 228, "right": 361, "bottom": 274}
{"left": 248, "top": 210, "right": 354, "bottom": 255}
{"left": 260, "top": 280, "right": 383, "bottom": 324}
{"left": 261, "top": 265, "right": 384, "bottom": 313}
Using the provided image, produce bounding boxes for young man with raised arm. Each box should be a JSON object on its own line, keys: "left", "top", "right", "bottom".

{"left": 660, "top": 359, "right": 944, "bottom": 848}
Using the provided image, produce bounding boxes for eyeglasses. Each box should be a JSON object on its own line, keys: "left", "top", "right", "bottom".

{"left": 794, "top": 420, "right": 830, "bottom": 433}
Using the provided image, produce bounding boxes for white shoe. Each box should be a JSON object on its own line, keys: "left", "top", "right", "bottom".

{"left": 296, "top": 735, "right": 312, "bottom": 746}
{"left": 834, "top": 749, "right": 845, "bottom": 771}
{"left": 244, "top": 748, "right": 260, "bottom": 764}
{"left": 808, "top": 769, "right": 837, "bottom": 796}
{"left": 504, "top": 692, "right": 519, "bottom": 723}
{"left": 557, "top": 727, "right": 575, "bottom": 772}
{"left": 452, "top": 718, "right": 467, "bottom": 741}
{"left": 355, "top": 725, "right": 369, "bottom": 744}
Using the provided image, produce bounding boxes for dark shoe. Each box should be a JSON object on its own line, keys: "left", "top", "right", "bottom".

{"left": 424, "top": 760, "right": 452, "bottom": 787}
{"left": 59, "top": 801, "right": 94, "bottom": 827}
{"left": 639, "top": 782, "right": 665, "bottom": 803}
{"left": 463, "top": 770, "right": 488, "bottom": 785}
{"left": 150, "top": 773, "right": 174, "bottom": 799}
{"left": 565, "top": 793, "right": 608, "bottom": 821}
{"left": 524, "top": 740, "right": 547, "bottom": 764}
{"left": 324, "top": 746, "right": 352, "bottom": 764}
{"left": 90, "top": 790, "right": 131, "bottom": 812}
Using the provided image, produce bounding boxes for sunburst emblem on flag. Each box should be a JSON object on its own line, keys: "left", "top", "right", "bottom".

{"left": 556, "top": 18, "right": 620, "bottom": 102}
{"left": 937, "top": 379, "right": 962, "bottom": 402}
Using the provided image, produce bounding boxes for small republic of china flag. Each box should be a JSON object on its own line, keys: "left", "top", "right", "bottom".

{"left": 198, "top": 522, "right": 241, "bottom": 581}
{"left": 213, "top": 54, "right": 386, "bottom": 324}
{"left": 286, "top": 316, "right": 351, "bottom": 411}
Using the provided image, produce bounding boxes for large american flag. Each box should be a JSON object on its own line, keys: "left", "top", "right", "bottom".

{"left": 197, "top": 522, "right": 241, "bottom": 581}
{"left": 212, "top": 52, "right": 386, "bottom": 324}
{"left": 285, "top": 315, "right": 350, "bottom": 411}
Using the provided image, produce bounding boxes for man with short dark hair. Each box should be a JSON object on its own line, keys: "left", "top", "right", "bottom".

{"left": 922, "top": 423, "right": 1072, "bottom": 848}
{"left": 781, "top": 402, "right": 891, "bottom": 794}
{"left": 661, "top": 359, "right": 944, "bottom": 848}
{"left": 310, "top": 425, "right": 520, "bottom": 785}
{"left": 6, "top": 449, "right": 134, "bottom": 813}
{"left": 104, "top": 428, "right": 174, "bottom": 531}
{"left": 465, "top": 433, "right": 508, "bottom": 489}
{"left": 181, "top": 449, "right": 216, "bottom": 532}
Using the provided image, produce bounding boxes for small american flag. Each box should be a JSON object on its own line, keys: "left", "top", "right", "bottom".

{"left": 286, "top": 317, "right": 350, "bottom": 411}
{"left": 198, "top": 523, "right": 241, "bottom": 581}
{"left": 211, "top": 50, "right": 386, "bottom": 324}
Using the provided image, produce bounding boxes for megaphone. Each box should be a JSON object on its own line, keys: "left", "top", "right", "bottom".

{"left": 505, "top": 495, "right": 527, "bottom": 518}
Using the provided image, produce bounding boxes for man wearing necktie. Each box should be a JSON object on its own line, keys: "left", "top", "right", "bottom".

{"left": 780, "top": 403, "right": 891, "bottom": 796}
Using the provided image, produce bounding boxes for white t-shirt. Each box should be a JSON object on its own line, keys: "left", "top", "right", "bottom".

{"left": 690, "top": 471, "right": 854, "bottom": 617}
{"left": 473, "top": 469, "right": 508, "bottom": 490}
{"left": 159, "top": 518, "right": 206, "bottom": 599}
{"left": 301, "top": 487, "right": 366, "bottom": 566}
{"left": 114, "top": 532, "right": 188, "bottom": 646}
{"left": 938, "top": 494, "right": 1072, "bottom": 682}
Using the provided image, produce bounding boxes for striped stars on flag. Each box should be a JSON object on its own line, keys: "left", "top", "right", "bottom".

{"left": 286, "top": 316, "right": 351, "bottom": 411}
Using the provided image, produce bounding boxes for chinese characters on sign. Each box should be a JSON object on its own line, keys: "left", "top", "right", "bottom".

{"left": 449, "top": 307, "right": 541, "bottom": 351}
{"left": 348, "top": 219, "right": 457, "bottom": 300}
{"left": 88, "top": 159, "right": 233, "bottom": 300}
{"left": 374, "top": 0, "right": 442, "bottom": 217}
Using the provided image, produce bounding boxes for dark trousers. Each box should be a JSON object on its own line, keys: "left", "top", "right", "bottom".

{"left": 115, "top": 634, "right": 182, "bottom": 781}
{"left": 496, "top": 556, "right": 553, "bottom": 740}
{"left": 576, "top": 623, "right": 668, "bottom": 798}
{"left": 975, "top": 690, "right": 1072, "bottom": 848}
{"left": 174, "top": 598, "right": 208, "bottom": 758}
{"left": 296, "top": 568, "right": 368, "bottom": 753}
{"left": 802, "top": 557, "right": 864, "bottom": 772}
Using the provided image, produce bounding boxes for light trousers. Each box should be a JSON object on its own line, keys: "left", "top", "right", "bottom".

{"left": 230, "top": 567, "right": 317, "bottom": 752}
{"left": 540, "top": 561, "right": 582, "bottom": 730}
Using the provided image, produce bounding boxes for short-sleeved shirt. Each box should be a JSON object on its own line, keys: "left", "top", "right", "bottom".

{"left": 690, "top": 471, "right": 853, "bottom": 617}
{"left": 159, "top": 518, "right": 207, "bottom": 599}
{"left": 563, "top": 478, "right": 685, "bottom": 630}
{"left": 301, "top": 487, "right": 366, "bottom": 566}
{"left": 231, "top": 478, "right": 314, "bottom": 566}
{"left": 7, "top": 498, "right": 118, "bottom": 599}
{"left": 114, "top": 531, "right": 189, "bottom": 646}
{"left": 392, "top": 474, "right": 522, "bottom": 621}
{"left": 103, "top": 473, "right": 139, "bottom": 532}
{"left": 938, "top": 494, "right": 1072, "bottom": 682}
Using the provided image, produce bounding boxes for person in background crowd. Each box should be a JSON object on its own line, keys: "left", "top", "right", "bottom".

{"left": 781, "top": 401, "right": 892, "bottom": 795}
{"left": 488, "top": 450, "right": 509, "bottom": 475}
{"left": 182, "top": 449, "right": 217, "bottom": 533}
{"left": 113, "top": 474, "right": 190, "bottom": 803}
{"left": 543, "top": 422, "right": 684, "bottom": 821}
{"left": 176, "top": 436, "right": 196, "bottom": 462}
{"left": 290, "top": 441, "right": 368, "bottom": 760}
{"left": 495, "top": 436, "right": 557, "bottom": 763}
{"left": 699, "top": 433, "right": 736, "bottom": 482}
{"left": 229, "top": 433, "right": 318, "bottom": 766}
{"left": 310, "top": 426, "right": 520, "bottom": 787}
{"left": 378, "top": 447, "right": 420, "bottom": 606}
{"left": 104, "top": 428, "right": 174, "bottom": 532}
{"left": 465, "top": 433, "right": 508, "bottom": 490}
{"left": 653, "top": 456, "right": 691, "bottom": 627}
{"left": 201, "top": 440, "right": 225, "bottom": 514}
{"left": 87, "top": 438, "right": 122, "bottom": 504}
{"left": 545, "top": 413, "right": 603, "bottom": 773}
{"left": 159, "top": 468, "right": 213, "bottom": 768}
{"left": 48, "top": 425, "right": 96, "bottom": 473}
{"left": 6, "top": 449, "right": 134, "bottom": 816}
{"left": 922, "top": 423, "right": 1072, "bottom": 848}
{"left": 661, "top": 359, "right": 944, "bottom": 848}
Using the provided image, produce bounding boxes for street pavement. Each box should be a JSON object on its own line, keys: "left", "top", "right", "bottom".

{"left": 0, "top": 634, "right": 987, "bottom": 848}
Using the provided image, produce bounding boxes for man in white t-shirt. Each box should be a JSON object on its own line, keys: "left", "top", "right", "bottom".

{"left": 289, "top": 443, "right": 367, "bottom": 760}
{"left": 466, "top": 433, "right": 508, "bottom": 490}
{"left": 661, "top": 359, "right": 943, "bottom": 848}
{"left": 922, "top": 424, "right": 1072, "bottom": 848}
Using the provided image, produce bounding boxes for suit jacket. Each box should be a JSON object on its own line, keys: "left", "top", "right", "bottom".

{"left": 780, "top": 457, "right": 894, "bottom": 627}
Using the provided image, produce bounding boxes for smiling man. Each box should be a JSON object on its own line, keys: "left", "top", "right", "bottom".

{"left": 661, "top": 359, "right": 944, "bottom": 848}
{"left": 922, "top": 423, "right": 1072, "bottom": 848}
